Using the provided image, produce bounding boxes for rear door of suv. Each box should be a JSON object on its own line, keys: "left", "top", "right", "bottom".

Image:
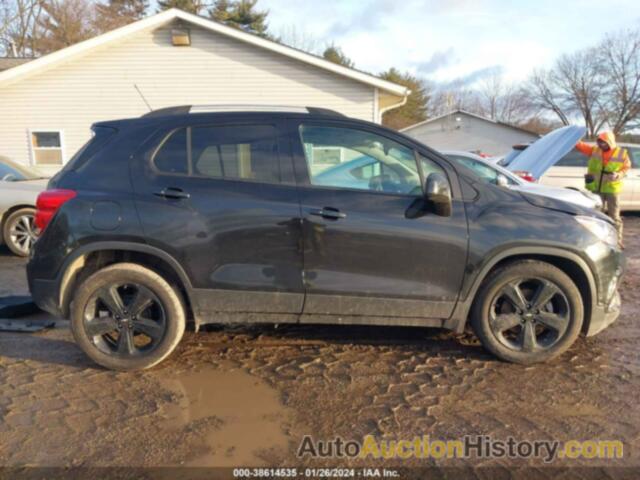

{"left": 131, "top": 115, "right": 304, "bottom": 317}
{"left": 287, "top": 118, "right": 468, "bottom": 321}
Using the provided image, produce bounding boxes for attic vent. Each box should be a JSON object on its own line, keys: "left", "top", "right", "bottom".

{"left": 171, "top": 28, "right": 191, "bottom": 46}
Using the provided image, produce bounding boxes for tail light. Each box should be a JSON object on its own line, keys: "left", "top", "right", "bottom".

{"left": 35, "top": 189, "right": 77, "bottom": 232}
{"left": 513, "top": 171, "right": 536, "bottom": 183}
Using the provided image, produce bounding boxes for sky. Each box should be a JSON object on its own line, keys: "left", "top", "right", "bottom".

{"left": 259, "top": 0, "right": 640, "bottom": 87}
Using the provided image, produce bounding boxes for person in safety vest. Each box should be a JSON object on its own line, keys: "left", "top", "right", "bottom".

{"left": 575, "top": 131, "right": 630, "bottom": 247}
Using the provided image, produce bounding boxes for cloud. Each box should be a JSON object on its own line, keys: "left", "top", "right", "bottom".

{"left": 414, "top": 48, "right": 457, "bottom": 75}
{"left": 440, "top": 65, "right": 505, "bottom": 88}
{"left": 325, "top": 0, "right": 404, "bottom": 38}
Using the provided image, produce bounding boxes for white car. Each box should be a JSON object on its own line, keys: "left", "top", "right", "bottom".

{"left": 0, "top": 156, "right": 48, "bottom": 256}
{"left": 540, "top": 143, "right": 640, "bottom": 211}
{"left": 499, "top": 126, "right": 640, "bottom": 211}
{"left": 442, "top": 150, "right": 602, "bottom": 210}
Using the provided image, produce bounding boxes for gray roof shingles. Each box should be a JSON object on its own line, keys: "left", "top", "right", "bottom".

{"left": 0, "top": 57, "right": 32, "bottom": 72}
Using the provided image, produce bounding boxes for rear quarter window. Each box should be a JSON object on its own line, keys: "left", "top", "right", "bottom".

{"left": 62, "top": 126, "right": 117, "bottom": 172}
{"left": 153, "top": 128, "right": 189, "bottom": 174}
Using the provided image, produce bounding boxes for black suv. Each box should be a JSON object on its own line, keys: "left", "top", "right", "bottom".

{"left": 27, "top": 106, "right": 624, "bottom": 370}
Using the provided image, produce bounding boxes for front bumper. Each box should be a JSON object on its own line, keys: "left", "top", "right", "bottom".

{"left": 586, "top": 290, "right": 621, "bottom": 336}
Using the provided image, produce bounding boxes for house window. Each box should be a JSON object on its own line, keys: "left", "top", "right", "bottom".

{"left": 30, "top": 130, "right": 64, "bottom": 165}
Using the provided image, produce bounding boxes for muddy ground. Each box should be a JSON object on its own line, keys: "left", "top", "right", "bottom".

{"left": 1, "top": 216, "right": 639, "bottom": 478}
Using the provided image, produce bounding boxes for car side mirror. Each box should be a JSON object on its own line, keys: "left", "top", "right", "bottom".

{"left": 425, "top": 172, "right": 452, "bottom": 217}
{"left": 496, "top": 174, "right": 509, "bottom": 187}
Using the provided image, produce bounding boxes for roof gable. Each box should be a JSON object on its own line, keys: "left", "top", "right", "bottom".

{"left": 0, "top": 9, "right": 408, "bottom": 97}
{"left": 401, "top": 109, "right": 538, "bottom": 136}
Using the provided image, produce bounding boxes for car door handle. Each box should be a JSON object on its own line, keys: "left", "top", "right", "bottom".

{"left": 309, "top": 207, "right": 346, "bottom": 220}
{"left": 154, "top": 188, "right": 190, "bottom": 200}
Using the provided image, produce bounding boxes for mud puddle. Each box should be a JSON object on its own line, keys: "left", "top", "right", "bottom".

{"left": 156, "top": 364, "right": 291, "bottom": 466}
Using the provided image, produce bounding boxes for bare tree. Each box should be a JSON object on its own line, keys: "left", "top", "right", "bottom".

{"left": 478, "top": 73, "right": 531, "bottom": 124}
{"left": 0, "top": 0, "right": 45, "bottom": 57}
{"left": 37, "top": 0, "right": 96, "bottom": 54}
{"left": 523, "top": 69, "right": 571, "bottom": 126}
{"left": 553, "top": 48, "right": 608, "bottom": 137}
{"left": 275, "top": 23, "right": 321, "bottom": 54}
{"left": 598, "top": 28, "right": 640, "bottom": 134}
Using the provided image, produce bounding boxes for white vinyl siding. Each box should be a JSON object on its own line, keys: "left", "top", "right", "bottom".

{"left": 0, "top": 20, "right": 375, "bottom": 174}
{"left": 403, "top": 113, "right": 539, "bottom": 157}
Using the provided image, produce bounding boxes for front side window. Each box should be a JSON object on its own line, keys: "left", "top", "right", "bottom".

{"left": 300, "top": 125, "right": 440, "bottom": 195}
{"left": 153, "top": 125, "right": 281, "bottom": 183}
{"left": 30, "top": 130, "right": 64, "bottom": 165}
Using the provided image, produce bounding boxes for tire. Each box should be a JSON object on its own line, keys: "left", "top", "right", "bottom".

{"left": 471, "top": 260, "right": 583, "bottom": 364}
{"left": 70, "top": 263, "right": 186, "bottom": 371}
{"left": 2, "top": 207, "right": 36, "bottom": 257}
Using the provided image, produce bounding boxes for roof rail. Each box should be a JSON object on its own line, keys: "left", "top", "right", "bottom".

{"left": 142, "top": 105, "right": 345, "bottom": 118}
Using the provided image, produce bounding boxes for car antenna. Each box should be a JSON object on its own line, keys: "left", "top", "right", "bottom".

{"left": 134, "top": 84, "right": 153, "bottom": 112}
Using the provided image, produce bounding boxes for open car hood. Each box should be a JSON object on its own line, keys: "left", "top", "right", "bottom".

{"left": 506, "top": 125, "right": 587, "bottom": 180}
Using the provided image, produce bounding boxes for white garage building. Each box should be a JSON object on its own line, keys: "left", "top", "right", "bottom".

{"left": 402, "top": 110, "right": 539, "bottom": 157}
{"left": 0, "top": 9, "right": 408, "bottom": 175}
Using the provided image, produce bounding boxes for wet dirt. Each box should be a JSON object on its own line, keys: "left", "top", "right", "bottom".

{"left": 1, "top": 216, "right": 640, "bottom": 474}
{"left": 156, "top": 365, "right": 290, "bottom": 467}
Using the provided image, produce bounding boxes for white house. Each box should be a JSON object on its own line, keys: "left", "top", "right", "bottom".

{"left": 401, "top": 110, "right": 539, "bottom": 156}
{"left": 0, "top": 9, "right": 409, "bottom": 175}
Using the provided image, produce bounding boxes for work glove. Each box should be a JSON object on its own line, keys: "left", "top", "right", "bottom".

{"left": 604, "top": 172, "right": 620, "bottom": 182}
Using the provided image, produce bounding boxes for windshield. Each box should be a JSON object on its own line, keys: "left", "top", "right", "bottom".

{"left": 444, "top": 153, "right": 521, "bottom": 186}
{"left": 0, "top": 157, "right": 43, "bottom": 181}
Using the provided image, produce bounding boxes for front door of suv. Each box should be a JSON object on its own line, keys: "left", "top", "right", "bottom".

{"left": 288, "top": 120, "right": 468, "bottom": 320}
{"left": 132, "top": 118, "right": 304, "bottom": 317}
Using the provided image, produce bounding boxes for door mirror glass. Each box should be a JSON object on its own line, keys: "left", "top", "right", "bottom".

{"left": 425, "top": 172, "right": 452, "bottom": 217}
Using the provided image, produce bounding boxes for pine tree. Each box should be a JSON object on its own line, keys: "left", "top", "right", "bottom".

{"left": 322, "top": 44, "right": 354, "bottom": 68}
{"left": 157, "top": 0, "right": 204, "bottom": 15}
{"left": 210, "top": 0, "right": 270, "bottom": 38}
{"left": 378, "top": 68, "right": 430, "bottom": 130}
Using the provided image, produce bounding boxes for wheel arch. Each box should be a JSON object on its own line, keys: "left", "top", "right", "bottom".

{"left": 447, "top": 247, "right": 597, "bottom": 335}
{"left": 57, "top": 242, "right": 200, "bottom": 329}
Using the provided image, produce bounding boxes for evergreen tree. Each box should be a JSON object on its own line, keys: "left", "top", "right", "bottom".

{"left": 210, "top": 0, "right": 269, "bottom": 38}
{"left": 157, "top": 0, "right": 204, "bottom": 15}
{"left": 378, "top": 68, "right": 430, "bottom": 130}
{"left": 322, "top": 44, "right": 354, "bottom": 68}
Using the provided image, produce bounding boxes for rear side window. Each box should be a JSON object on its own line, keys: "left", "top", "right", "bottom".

{"left": 627, "top": 147, "right": 640, "bottom": 168}
{"left": 154, "top": 128, "right": 188, "bottom": 174}
{"left": 191, "top": 125, "right": 280, "bottom": 183}
{"left": 153, "top": 125, "right": 281, "bottom": 183}
{"left": 556, "top": 150, "right": 588, "bottom": 167}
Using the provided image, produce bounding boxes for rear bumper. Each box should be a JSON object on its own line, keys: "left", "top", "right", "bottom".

{"left": 28, "top": 276, "right": 63, "bottom": 318}
{"left": 586, "top": 290, "right": 621, "bottom": 336}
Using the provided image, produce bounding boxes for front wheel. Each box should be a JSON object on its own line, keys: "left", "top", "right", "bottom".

{"left": 71, "top": 263, "right": 186, "bottom": 371}
{"left": 471, "top": 260, "right": 583, "bottom": 364}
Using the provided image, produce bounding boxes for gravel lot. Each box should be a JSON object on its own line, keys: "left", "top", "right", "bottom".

{"left": 1, "top": 215, "right": 639, "bottom": 478}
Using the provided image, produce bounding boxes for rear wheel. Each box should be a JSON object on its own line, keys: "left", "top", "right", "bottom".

{"left": 3, "top": 207, "right": 36, "bottom": 257}
{"left": 71, "top": 263, "right": 186, "bottom": 371}
{"left": 471, "top": 260, "right": 583, "bottom": 364}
